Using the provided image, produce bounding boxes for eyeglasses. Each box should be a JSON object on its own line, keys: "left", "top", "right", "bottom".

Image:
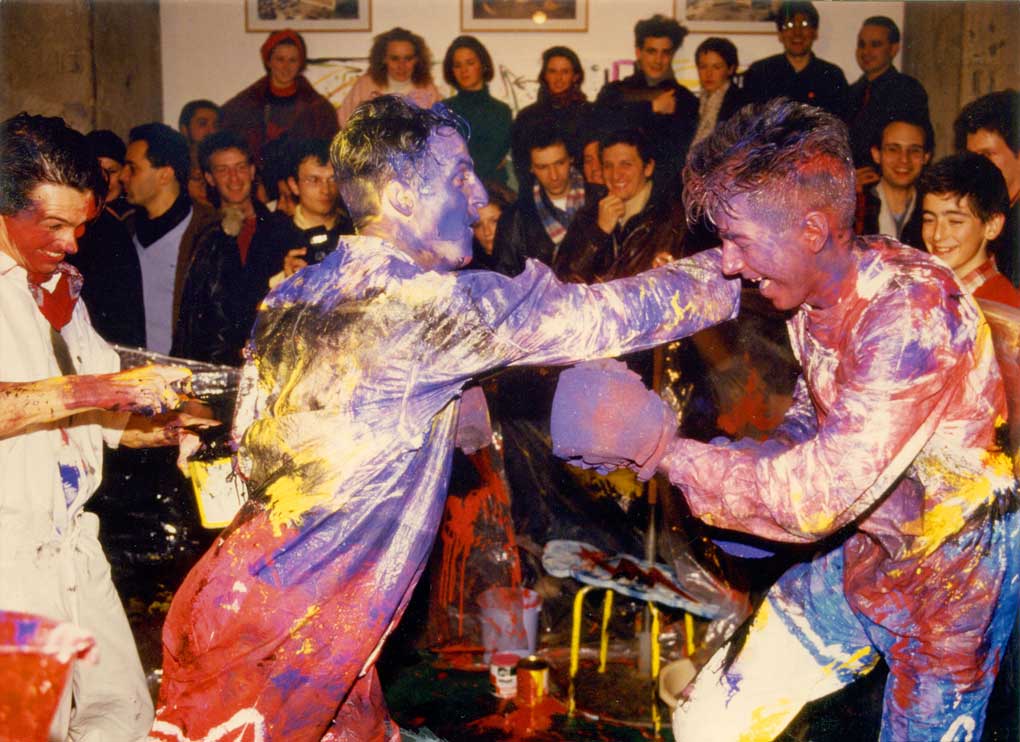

{"left": 781, "top": 19, "right": 814, "bottom": 30}
{"left": 298, "top": 175, "right": 337, "bottom": 189}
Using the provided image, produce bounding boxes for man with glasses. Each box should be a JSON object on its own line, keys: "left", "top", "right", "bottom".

{"left": 172, "top": 131, "right": 271, "bottom": 365}
{"left": 242, "top": 138, "right": 354, "bottom": 321}
{"left": 856, "top": 114, "right": 933, "bottom": 248}
{"left": 743, "top": 1, "right": 848, "bottom": 119}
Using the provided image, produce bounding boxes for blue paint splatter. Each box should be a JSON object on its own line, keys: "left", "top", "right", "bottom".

{"left": 59, "top": 464, "right": 80, "bottom": 507}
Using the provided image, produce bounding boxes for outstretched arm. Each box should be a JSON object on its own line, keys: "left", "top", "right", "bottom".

{"left": 0, "top": 365, "right": 190, "bottom": 439}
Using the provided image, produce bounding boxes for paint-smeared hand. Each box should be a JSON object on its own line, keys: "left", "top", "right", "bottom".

{"left": 103, "top": 365, "right": 192, "bottom": 415}
{"left": 551, "top": 359, "right": 677, "bottom": 481}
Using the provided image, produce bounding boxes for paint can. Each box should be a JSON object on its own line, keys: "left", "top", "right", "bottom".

{"left": 515, "top": 655, "right": 549, "bottom": 705}
{"left": 489, "top": 652, "right": 519, "bottom": 699}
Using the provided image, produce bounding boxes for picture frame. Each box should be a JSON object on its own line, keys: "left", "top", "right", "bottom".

{"left": 674, "top": 0, "right": 779, "bottom": 34}
{"left": 461, "top": 0, "right": 587, "bottom": 33}
{"left": 245, "top": 0, "right": 371, "bottom": 33}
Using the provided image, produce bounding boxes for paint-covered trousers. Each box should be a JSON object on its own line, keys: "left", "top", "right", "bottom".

{"left": 674, "top": 505, "right": 1020, "bottom": 742}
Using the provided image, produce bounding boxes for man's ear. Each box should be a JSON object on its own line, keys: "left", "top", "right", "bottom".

{"left": 984, "top": 212, "right": 1006, "bottom": 243}
{"left": 204, "top": 172, "right": 216, "bottom": 188}
{"left": 871, "top": 145, "right": 882, "bottom": 168}
{"left": 287, "top": 176, "right": 300, "bottom": 198}
{"left": 801, "top": 211, "right": 831, "bottom": 254}
{"left": 382, "top": 180, "right": 415, "bottom": 218}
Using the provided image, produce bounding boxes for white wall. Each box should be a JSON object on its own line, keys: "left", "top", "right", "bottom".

{"left": 161, "top": 0, "right": 904, "bottom": 125}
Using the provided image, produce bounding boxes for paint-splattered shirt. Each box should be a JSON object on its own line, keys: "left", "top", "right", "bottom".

{"left": 0, "top": 253, "right": 122, "bottom": 548}
{"left": 662, "top": 236, "right": 1013, "bottom": 560}
{"left": 155, "top": 236, "right": 739, "bottom": 740}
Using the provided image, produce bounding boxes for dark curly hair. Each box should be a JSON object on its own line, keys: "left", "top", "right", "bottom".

{"left": 331, "top": 96, "right": 467, "bottom": 228}
{"left": 368, "top": 27, "right": 433, "bottom": 88}
{"left": 0, "top": 112, "right": 107, "bottom": 216}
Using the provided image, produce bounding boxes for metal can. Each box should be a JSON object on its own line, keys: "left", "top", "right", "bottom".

{"left": 490, "top": 652, "right": 519, "bottom": 699}
{"left": 515, "top": 655, "right": 549, "bottom": 705}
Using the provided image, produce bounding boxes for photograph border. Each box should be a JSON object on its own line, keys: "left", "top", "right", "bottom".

{"left": 674, "top": 0, "right": 777, "bottom": 35}
{"left": 461, "top": 0, "right": 587, "bottom": 33}
{"left": 245, "top": 0, "right": 372, "bottom": 33}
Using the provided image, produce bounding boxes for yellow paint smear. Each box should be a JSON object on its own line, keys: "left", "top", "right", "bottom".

{"left": 737, "top": 699, "right": 797, "bottom": 742}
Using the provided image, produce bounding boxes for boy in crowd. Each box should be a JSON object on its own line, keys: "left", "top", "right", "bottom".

{"left": 920, "top": 151, "right": 1019, "bottom": 306}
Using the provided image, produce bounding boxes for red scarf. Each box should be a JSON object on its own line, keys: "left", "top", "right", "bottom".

{"left": 27, "top": 264, "right": 82, "bottom": 330}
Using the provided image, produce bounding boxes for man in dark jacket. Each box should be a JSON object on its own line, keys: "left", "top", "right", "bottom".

{"left": 242, "top": 138, "right": 354, "bottom": 318}
{"left": 846, "top": 16, "right": 930, "bottom": 172}
{"left": 742, "top": 2, "right": 848, "bottom": 120}
{"left": 555, "top": 128, "right": 688, "bottom": 284}
{"left": 593, "top": 14, "right": 698, "bottom": 199}
{"left": 493, "top": 127, "right": 598, "bottom": 277}
{"left": 172, "top": 131, "right": 270, "bottom": 365}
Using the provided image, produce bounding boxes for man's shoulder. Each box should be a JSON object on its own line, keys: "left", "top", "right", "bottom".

{"left": 747, "top": 55, "right": 785, "bottom": 73}
{"left": 854, "top": 236, "right": 961, "bottom": 306}
{"left": 808, "top": 55, "right": 847, "bottom": 80}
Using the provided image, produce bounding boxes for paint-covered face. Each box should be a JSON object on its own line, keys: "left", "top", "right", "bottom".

{"left": 871, "top": 121, "right": 929, "bottom": 190}
{"left": 779, "top": 13, "right": 817, "bottom": 58}
{"left": 856, "top": 24, "right": 898, "bottom": 79}
{"left": 408, "top": 128, "right": 487, "bottom": 271}
{"left": 98, "top": 156, "right": 123, "bottom": 202}
{"left": 473, "top": 202, "right": 501, "bottom": 255}
{"left": 452, "top": 47, "right": 484, "bottom": 92}
{"left": 601, "top": 143, "right": 653, "bottom": 202}
{"left": 205, "top": 147, "right": 255, "bottom": 207}
{"left": 268, "top": 42, "right": 302, "bottom": 88}
{"left": 543, "top": 55, "right": 578, "bottom": 96}
{"left": 121, "top": 140, "right": 169, "bottom": 209}
{"left": 288, "top": 157, "right": 338, "bottom": 220}
{"left": 636, "top": 36, "right": 675, "bottom": 84}
{"left": 0, "top": 184, "right": 92, "bottom": 279}
{"left": 582, "top": 140, "right": 603, "bottom": 185}
{"left": 530, "top": 143, "right": 571, "bottom": 198}
{"left": 697, "top": 50, "right": 735, "bottom": 93}
{"left": 715, "top": 195, "right": 821, "bottom": 311}
{"left": 185, "top": 107, "right": 219, "bottom": 144}
{"left": 967, "top": 128, "right": 1020, "bottom": 202}
{"left": 385, "top": 40, "right": 418, "bottom": 83}
{"left": 922, "top": 192, "right": 1003, "bottom": 276}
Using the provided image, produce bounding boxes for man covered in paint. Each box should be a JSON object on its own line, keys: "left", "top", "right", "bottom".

{"left": 151, "top": 96, "right": 740, "bottom": 741}
{"left": 0, "top": 113, "right": 203, "bottom": 741}
{"left": 551, "top": 100, "right": 1019, "bottom": 741}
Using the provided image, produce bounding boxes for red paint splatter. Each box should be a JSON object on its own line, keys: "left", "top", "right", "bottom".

{"left": 434, "top": 448, "right": 522, "bottom": 643}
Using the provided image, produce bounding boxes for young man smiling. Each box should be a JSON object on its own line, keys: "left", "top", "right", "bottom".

{"left": 594, "top": 14, "right": 698, "bottom": 197}
{"left": 151, "top": 96, "right": 740, "bottom": 742}
{"left": 920, "top": 151, "right": 1018, "bottom": 306}
{"left": 856, "top": 114, "right": 933, "bottom": 247}
{"left": 552, "top": 99, "right": 1018, "bottom": 741}
{"left": 557, "top": 128, "right": 687, "bottom": 282}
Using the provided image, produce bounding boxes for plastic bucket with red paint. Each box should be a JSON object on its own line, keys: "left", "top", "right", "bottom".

{"left": 0, "top": 610, "right": 94, "bottom": 742}
{"left": 477, "top": 586, "right": 542, "bottom": 663}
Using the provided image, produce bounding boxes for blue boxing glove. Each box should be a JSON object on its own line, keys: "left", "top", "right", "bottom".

{"left": 550, "top": 359, "right": 677, "bottom": 481}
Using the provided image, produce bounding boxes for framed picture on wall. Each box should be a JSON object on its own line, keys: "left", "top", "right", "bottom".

{"left": 245, "top": 0, "right": 371, "bottom": 32}
{"left": 675, "top": 0, "right": 779, "bottom": 34}
{"left": 461, "top": 0, "right": 587, "bottom": 32}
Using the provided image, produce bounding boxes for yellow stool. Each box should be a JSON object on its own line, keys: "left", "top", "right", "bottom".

{"left": 567, "top": 585, "right": 696, "bottom": 734}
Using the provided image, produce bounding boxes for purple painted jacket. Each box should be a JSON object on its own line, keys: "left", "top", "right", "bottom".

{"left": 153, "top": 237, "right": 738, "bottom": 741}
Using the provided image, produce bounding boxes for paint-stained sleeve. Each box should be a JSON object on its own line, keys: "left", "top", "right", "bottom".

{"left": 660, "top": 285, "right": 972, "bottom": 543}
{"left": 464, "top": 248, "right": 740, "bottom": 371}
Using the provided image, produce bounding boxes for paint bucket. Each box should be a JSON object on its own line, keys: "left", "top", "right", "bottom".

{"left": 477, "top": 586, "right": 542, "bottom": 663}
{"left": 0, "top": 611, "right": 95, "bottom": 742}
{"left": 516, "top": 655, "right": 549, "bottom": 705}
{"left": 489, "top": 652, "right": 519, "bottom": 699}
